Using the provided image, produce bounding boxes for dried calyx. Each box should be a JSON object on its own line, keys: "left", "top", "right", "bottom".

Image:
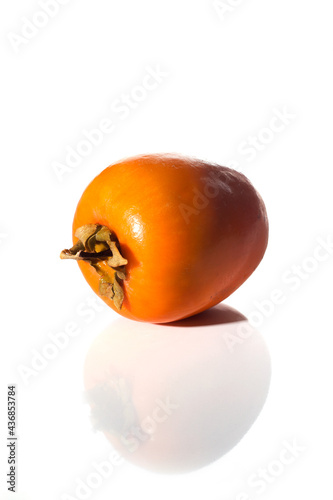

{"left": 60, "top": 224, "right": 127, "bottom": 310}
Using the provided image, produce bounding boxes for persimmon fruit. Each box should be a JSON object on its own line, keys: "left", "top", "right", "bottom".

{"left": 61, "top": 154, "right": 268, "bottom": 323}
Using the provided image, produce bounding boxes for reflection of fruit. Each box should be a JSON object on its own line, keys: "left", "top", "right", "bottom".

{"left": 84, "top": 305, "right": 271, "bottom": 474}
{"left": 61, "top": 154, "right": 269, "bottom": 323}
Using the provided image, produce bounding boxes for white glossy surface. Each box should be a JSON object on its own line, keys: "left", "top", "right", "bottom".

{"left": 83, "top": 308, "right": 271, "bottom": 473}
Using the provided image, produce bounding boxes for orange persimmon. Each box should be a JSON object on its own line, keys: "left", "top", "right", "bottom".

{"left": 61, "top": 154, "right": 268, "bottom": 323}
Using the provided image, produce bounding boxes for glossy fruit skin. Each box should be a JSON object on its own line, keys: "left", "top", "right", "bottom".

{"left": 72, "top": 154, "right": 268, "bottom": 323}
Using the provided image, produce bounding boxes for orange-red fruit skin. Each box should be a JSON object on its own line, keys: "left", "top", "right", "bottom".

{"left": 72, "top": 154, "right": 269, "bottom": 323}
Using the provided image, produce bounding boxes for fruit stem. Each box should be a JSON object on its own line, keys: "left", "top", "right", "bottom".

{"left": 60, "top": 224, "right": 127, "bottom": 310}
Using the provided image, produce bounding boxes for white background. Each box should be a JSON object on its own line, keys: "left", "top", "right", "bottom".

{"left": 1, "top": 0, "right": 332, "bottom": 499}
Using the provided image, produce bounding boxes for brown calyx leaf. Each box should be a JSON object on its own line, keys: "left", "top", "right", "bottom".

{"left": 60, "top": 224, "right": 127, "bottom": 310}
